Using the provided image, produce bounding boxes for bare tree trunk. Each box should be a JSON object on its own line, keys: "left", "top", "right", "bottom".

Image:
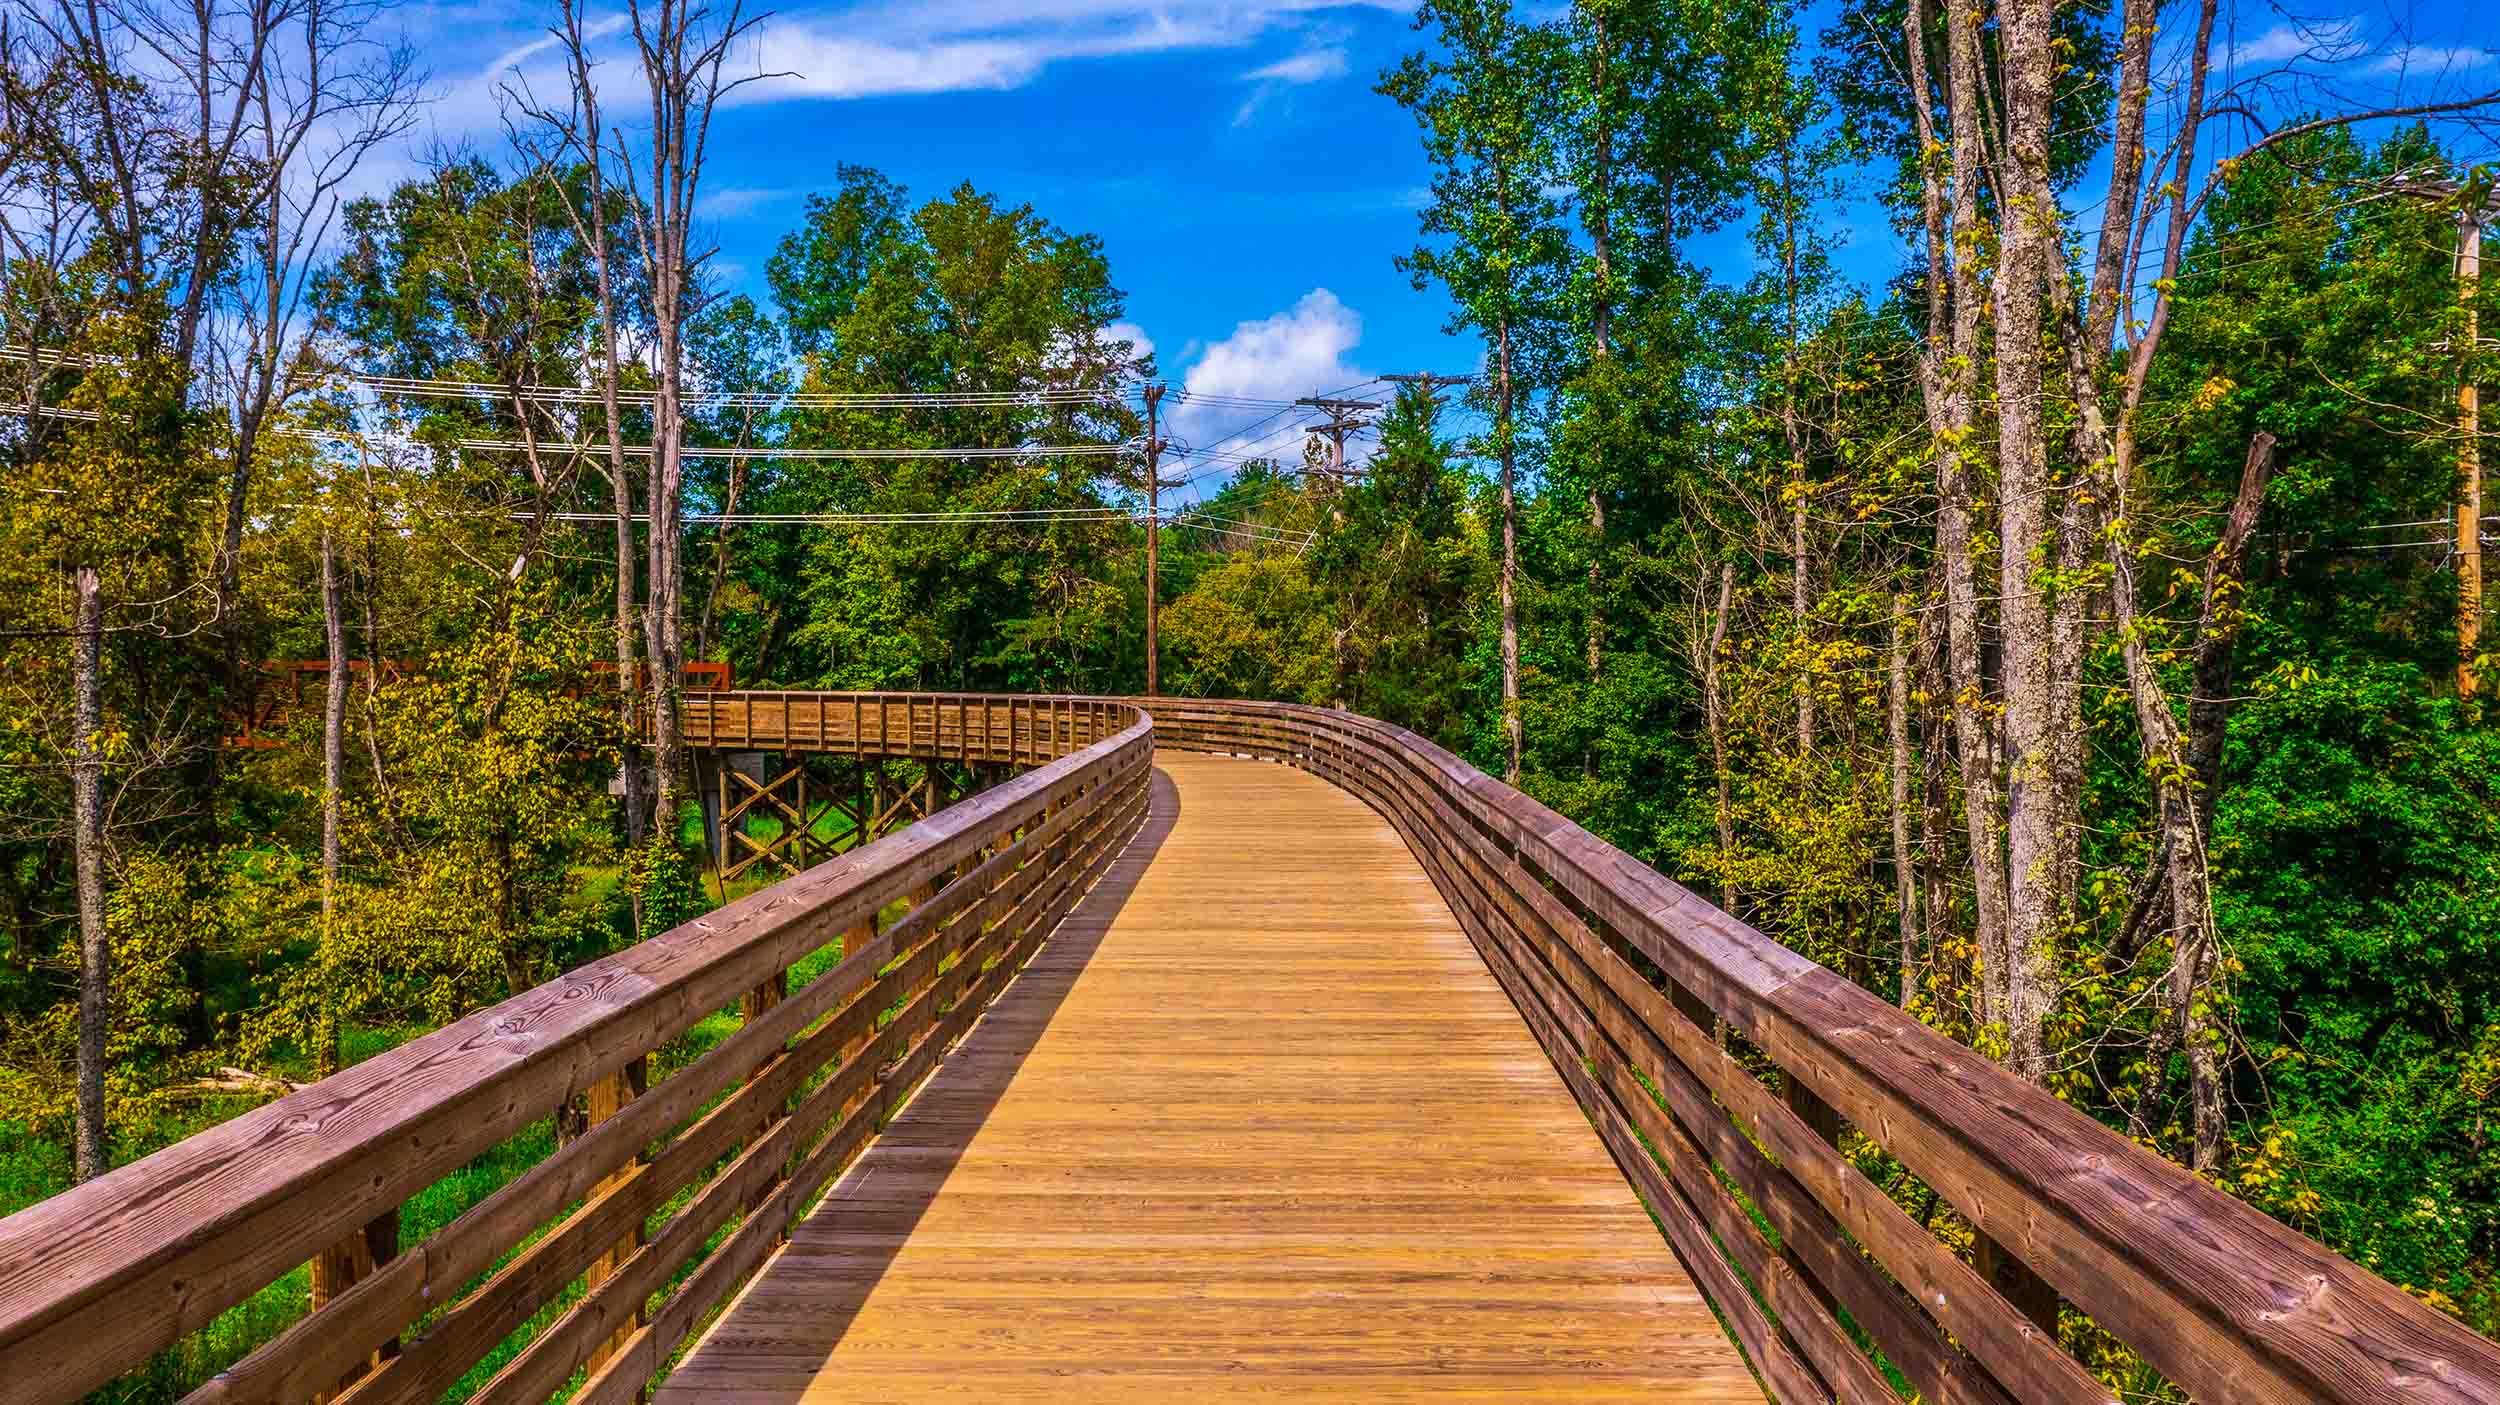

{"left": 1497, "top": 314, "right": 1522, "bottom": 785}
{"left": 1584, "top": 10, "right": 1612, "bottom": 692}
{"left": 71, "top": 564, "right": 107, "bottom": 1182}
{"left": 320, "top": 533, "right": 348, "bottom": 1076}
{"left": 1989, "top": 0, "right": 2064, "bottom": 1082}
{"left": 1932, "top": 0, "right": 2011, "bottom": 1037}
{"left": 1889, "top": 598, "right": 1918, "bottom": 1006}
{"left": 621, "top": 0, "right": 754, "bottom": 842}
{"left": 1914, "top": 609, "right": 1957, "bottom": 1018}
{"left": 1700, "top": 564, "right": 1738, "bottom": 914}
{"left": 538, "top": 0, "right": 652, "bottom": 855}
{"left": 1778, "top": 142, "right": 1813, "bottom": 758}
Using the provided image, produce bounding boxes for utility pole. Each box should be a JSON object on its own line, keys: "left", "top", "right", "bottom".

{"left": 2460, "top": 200, "right": 2485, "bottom": 698}
{"left": 1143, "top": 383, "right": 1166, "bottom": 696}
{"left": 1381, "top": 371, "right": 1473, "bottom": 410}
{"left": 2381, "top": 169, "right": 2496, "bottom": 698}
{"left": 1293, "top": 395, "right": 1382, "bottom": 482}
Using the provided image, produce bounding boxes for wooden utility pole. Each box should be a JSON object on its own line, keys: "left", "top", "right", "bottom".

{"left": 1144, "top": 383, "right": 1166, "bottom": 696}
{"left": 1381, "top": 371, "right": 1472, "bottom": 409}
{"left": 1293, "top": 395, "right": 1382, "bottom": 481}
{"left": 2381, "top": 169, "right": 2495, "bottom": 698}
{"left": 2460, "top": 201, "right": 2485, "bottom": 698}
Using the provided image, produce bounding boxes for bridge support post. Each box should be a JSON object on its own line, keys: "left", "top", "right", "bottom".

{"left": 692, "top": 751, "right": 723, "bottom": 867}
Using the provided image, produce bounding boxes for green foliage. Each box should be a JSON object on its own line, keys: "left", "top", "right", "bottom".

{"left": 242, "top": 600, "right": 621, "bottom": 1062}
{"left": 772, "top": 176, "right": 1149, "bottom": 691}
{"left": 1163, "top": 552, "right": 1333, "bottom": 703}
{"left": 626, "top": 832, "right": 708, "bottom": 938}
{"left": 2212, "top": 662, "right": 2500, "bottom": 1325}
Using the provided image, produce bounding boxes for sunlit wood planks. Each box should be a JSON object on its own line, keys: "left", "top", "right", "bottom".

{"left": 657, "top": 753, "right": 1759, "bottom": 1403}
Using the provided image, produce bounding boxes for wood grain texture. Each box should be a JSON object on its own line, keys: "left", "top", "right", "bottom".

{"left": 656, "top": 755, "right": 1758, "bottom": 1404}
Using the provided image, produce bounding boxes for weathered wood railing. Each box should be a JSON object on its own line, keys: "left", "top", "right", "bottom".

{"left": 0, "top": 694, "right": 1149, "bottom": 1405}
{"left": 1139, "top": 698, "right": 2500, "bottom": 1405}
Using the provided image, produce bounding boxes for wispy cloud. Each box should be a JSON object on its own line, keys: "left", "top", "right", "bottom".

{"left": 1243, "top": 47, "right": 1348, "bottom": 83}
{"left": 2226, "top": 17, "right": 2361, "bottom": 67}
{"left": 732, "top": 28, "right": 1044, "bottom": 101}
{"left": 2367, "top": 42, "right": 2498, "bottom": 76}
{"left": 697, "top": 186, "right": 805, "bottom": 220}
{"left": 728, "top": 3, "right": 1392, "bottom": 106}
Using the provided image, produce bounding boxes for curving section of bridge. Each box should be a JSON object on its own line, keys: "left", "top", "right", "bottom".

{"left": 4, "top": 692, "right": 2500, "bottom": 1405}
{"left": 657, "top": 751, "right": 1756, "bottom": 1401}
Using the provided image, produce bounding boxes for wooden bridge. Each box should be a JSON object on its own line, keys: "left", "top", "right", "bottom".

{"left": 3, "top": 694, "right": 2497, "bottom": 1404}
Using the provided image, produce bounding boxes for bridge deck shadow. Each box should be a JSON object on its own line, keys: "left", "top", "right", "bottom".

{"left": 656, "top": 767, "right": 1181, "bottom": 1401}
{"left": 657, "top": 753, "right": 1755, "bottom": 1403}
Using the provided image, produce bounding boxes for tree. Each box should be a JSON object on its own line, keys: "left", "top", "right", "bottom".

{"left": 615, "top": 0, "right": 766, "bottom": 839}
{"left": 778, "top": 178, "right": 1149, "bottom": 691}
{"left": 1383, "top": 0, "right": 1572, "bottom": 783}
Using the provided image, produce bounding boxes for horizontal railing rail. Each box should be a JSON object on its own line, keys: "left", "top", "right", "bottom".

{"left": 0, "top": 694, "right": 1150, "bottom": 1405}
{"left": 1136, "top": 697, "right": 2500, "bottom": 1405}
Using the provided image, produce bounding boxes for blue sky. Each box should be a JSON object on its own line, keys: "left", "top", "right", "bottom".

{"left": 388, "top": 0, "right": 2496, "bottom": 476}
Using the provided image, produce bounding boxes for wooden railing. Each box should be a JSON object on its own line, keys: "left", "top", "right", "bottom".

{"left": 1138, "top": 698, "right": 2500, "bottom": 1405}
{"left": 681, "top": 688, "right": 1110, "bottom": 763}
{"left": 0, "top": 694, "right": 1149, "bottom": 1405}
{"left": 12, "top": 688, "right": 2500, "bottom": 1405}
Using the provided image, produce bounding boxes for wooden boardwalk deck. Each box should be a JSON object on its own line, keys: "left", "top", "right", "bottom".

{"left": 658, "top": 752, "right": 1759, "bottom": 1402}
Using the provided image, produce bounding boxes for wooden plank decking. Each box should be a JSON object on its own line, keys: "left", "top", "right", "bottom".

{"left": 657, "top": 752, "right": 1759, "bottom": 1402}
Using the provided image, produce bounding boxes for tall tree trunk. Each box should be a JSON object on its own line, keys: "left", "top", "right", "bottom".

{"left": 1913, "top": 609, "right": 1957, "bottom": 1020}
{"left": 1933, "top": 0, "right": 2011, "bottom": 1037}
{"left": 1701, "top": 563, "right": 1738, "bottom": 914}
{"left": 1989, "top": 0, "right": 2065, "bottom": 1081}
{"left": 1889, "top": 599, "right": 1919, "bottom": 1007}
{"left": 71, "top": 564, "right": 107, "bottom": 1183}
{"left": 1779, "top": 142, "right": 1813, "bottom": 757}
{"left": 320, "top": 533, "right": 348, "bottom": 1077}
{"left": 612, "top": 480, "right": 644, "bottom": 847}
{"left": 1497, "top": 314, "right": 1522, "bottom": 785}
{"left": 1584, "top": 10, "right": 1612, "bottom": 691}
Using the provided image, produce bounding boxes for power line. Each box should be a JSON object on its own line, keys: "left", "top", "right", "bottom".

{"left": 530, "top": 507, "right": 1139, "bottom": 526}
{"left": 454, "top": 438, "right": 1133, "bottom": 460}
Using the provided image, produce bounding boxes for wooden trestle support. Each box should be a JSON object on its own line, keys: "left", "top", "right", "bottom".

{"left": 697, "top": 753, "right": 1001, "bottom": 883}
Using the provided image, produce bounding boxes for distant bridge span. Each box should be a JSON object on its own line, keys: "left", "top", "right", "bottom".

{"left": 1, "top": 693, "right": 2495, "bottom": 1403}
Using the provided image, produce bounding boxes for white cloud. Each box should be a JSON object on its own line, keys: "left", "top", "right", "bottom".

{"left": 729, "top": 3, "right": 1392, "bottom": 105}
{"left": 1243, "top": 48, "right": 1348, "bottom": 83}
{"left": 1105, "top": 320, "right": 1156, "bottom": 364}
{"left": 1169, "top": 288, "right": 1369, "bottom": 460}
{"left": 697, "top": 186, "right": 805, "bottom": 220}
{"left": 732, "top": 27, "right": 1047, "bottom": 101}
{"left": 2226, "top": 17, "right": 2361, "bottom": 66}
{"left": 2368, "top": 43, "right": 2498, "bottom": 75}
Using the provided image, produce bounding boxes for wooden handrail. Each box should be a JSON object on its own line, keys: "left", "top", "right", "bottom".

{"left": 0, "top": 694, "right": 1149, "bottom": 1405}
{"left": 1132, "top": 697, "right": 2500, "bottom": 1405}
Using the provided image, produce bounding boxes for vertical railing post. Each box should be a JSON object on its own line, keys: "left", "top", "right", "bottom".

{"left": 583, "top": 1054, "right": 649, "bottom": 1373}
{"left": 308, "top": 1206, "right": 401, "bottom": 1400}
{"left": 1974, "top": 1232, "right": 2061, "bottom": 1336}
